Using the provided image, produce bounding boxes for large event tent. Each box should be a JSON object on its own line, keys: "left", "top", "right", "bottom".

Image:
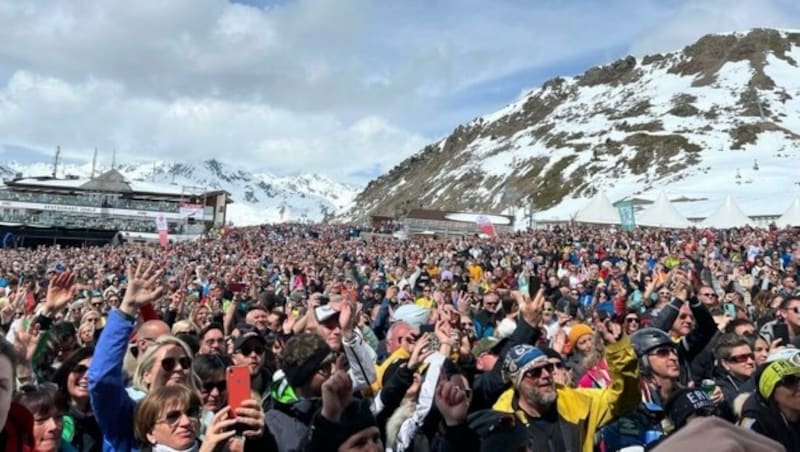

{"left": 574, "top": 192, "right": 620, "bottom": 225}
{"left": 636, "top": 191, "right": 692, "bottom": 228}
{"left": 776, "top": 199, "right": 800, "bottom": 227}
{"left": 701, "top": 195, "right": 751, "bottom": 228}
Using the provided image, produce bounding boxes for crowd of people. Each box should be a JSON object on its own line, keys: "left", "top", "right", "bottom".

{"left": 0, "top": 222, "right": 798, "bottom": 451}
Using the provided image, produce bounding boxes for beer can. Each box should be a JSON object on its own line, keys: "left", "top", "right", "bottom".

{"left": 701, "top": 379, "right": 716, "bottom": 395}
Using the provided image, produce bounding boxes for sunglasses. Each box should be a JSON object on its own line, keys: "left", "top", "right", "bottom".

{"left": 658, "top": 291, "right": 671, "bottom": 296}
{"left": 624, "top": 317, "right": 639, "bottom": 324}
{"left": 161, "top": 356, "right": 192, "bottom": 373}
{"left": 779, "top": 375, "right": 800, "bottom": 388}
{"left": 158, "top": 406, "right": 201, "bottom": 426}
{"left": 648, "top": 347, "right": 678, "bottom": 358}
{"left": 523, "top": 362, "right": 556, "bottom": 380}
{"left": 791, "top": 306, "right": 800, "bottom": 315}
{"left": 201, "top": 380, "right": 227, "bottom": 393}
{"left": 700, "top": 292, "right": 717, "bottom": 297}
{"left": 71, "top": 364, "right": 89, "bottom": 375}
{"left": 725, "top": 353, "right": 755, "bottom": 364}
{"left": 238, "top": 344, "right": 266, "bottom": 356}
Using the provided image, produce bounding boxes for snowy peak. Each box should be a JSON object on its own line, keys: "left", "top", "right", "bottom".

{"left": 0, "top": 159, "right": 359, "bottom": 225}
{"left": 347, "top": 28, "right": 800, "bottom": 222}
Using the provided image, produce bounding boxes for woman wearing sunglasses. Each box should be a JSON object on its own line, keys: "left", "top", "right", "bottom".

{"left": 134, "top": 385, "right": 235, "bottom": 452}
{"left": 623, "top": 310, "right": 641, "bottom": 336}
{"left": 53, "top": 347, "right": 102, "bottom": 452}
{"left": 88, "top": 261, "right": 199, "bottom": 452}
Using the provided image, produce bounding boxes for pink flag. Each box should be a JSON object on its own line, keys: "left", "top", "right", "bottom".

{"left": 155, "top": 215, "right": 168, "bottom": 248}
{"left": 476, "top": 215, "right": 496, "bottom": 237}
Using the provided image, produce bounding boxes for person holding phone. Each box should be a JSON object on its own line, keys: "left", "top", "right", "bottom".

{"left": 759, "top": 295, "right": 800, "bottom": 346}
{"left": 133, "top": 384, "right": 265, "bottom": 452}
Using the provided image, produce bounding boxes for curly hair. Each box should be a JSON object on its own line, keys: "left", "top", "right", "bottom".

{"left": 280, "top": 333, "right": 328, "bottom": 370}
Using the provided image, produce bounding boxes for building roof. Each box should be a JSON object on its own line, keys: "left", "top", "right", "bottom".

{"left": 5, "top": 174, "right": 230, "bottom": 199}
{"left": 405, "top": 209, "right": 513, "bottom": 226}
{"left": 80, "top": 169, "right": 132, "bottom": 192}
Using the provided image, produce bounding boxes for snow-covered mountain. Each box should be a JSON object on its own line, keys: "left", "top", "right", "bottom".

{"left": 0, "top": 159, "right": 359, "bottom": 225}
{"left": 346, "top": 28, "right": 800, "bottom": 224}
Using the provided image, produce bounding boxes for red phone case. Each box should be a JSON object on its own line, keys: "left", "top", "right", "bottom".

{"left": 227, "top": 365, "right": 251, "bottom": 418}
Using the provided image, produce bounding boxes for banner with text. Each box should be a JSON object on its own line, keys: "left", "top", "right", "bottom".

{"left": 617, "top": 200, "right": 636, "bottom": 232}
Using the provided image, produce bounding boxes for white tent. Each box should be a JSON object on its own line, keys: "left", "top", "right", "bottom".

{"left": 701, "top": 195, "right": 752, "bottom": 228}
{"left": 637, "top": 191, "right": 692, "bottom": 228}
{"left": 574, "top": 191, "right": 620, "bottom": 225}
{"left": 776, "top": 198, "right": 800, "bottom": 227}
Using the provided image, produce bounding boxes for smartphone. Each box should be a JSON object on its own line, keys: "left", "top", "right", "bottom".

{"left": 723, "top": 303, "right": 737, "bottom": 318}
{"left": 229, "top": 282, "right": 244, "bottom": 293}
{"left": 226, "top": 366, "right": 251, "bottom": 418}
{"left": 419, "top": 324, "right": 435, "bottom": 334}
{"left": 773, "top": 323, "right": 791, "bottom": 346}
{"left": 528, "top": 275, "right": 541, "bottom": 298}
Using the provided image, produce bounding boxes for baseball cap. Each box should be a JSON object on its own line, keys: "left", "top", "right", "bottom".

{"left": 233, "top": 331, "right": 266, "bottom": 351}
{"left": 664, "top": 388, "right": 717, "bottom": 429}
{"left": 759, "top": 352, "right": 800, "bottom": 399}
{"left": 315, "top": 304, "right": 340, "bottom": 323}
{"left": 472, "top": 337, "right": 507, "bottom": 358}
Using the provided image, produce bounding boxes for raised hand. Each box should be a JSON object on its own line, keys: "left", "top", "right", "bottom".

{"left": 320, "top": 369, "right": 353, "bottom": 424}
{"left": 435, "top": 319, "right": 454, "bottom": 349}
{"left": 44, "top": 271, "right": 77, "bottom": 316}
{"left": 408, "top": 333, "right": 433, "bottom": 369}
{"left": 199, "top": 407, "right": 237, "bottom": 452}
{"left": 121, "top": 261, "right": 164, "bottom": 315}
{"left": 552, "top": 327, "right": 568, "bottom": 355}
{"left": 594, "top": 318, "right": 622, "bottom": 344}
{"left": 338, "top": 300, "right": 358, "bottom": 338}
{"left": 515, "top": 288, "right": 546, "bottom": 327}
{"left": 233, "top": 399, "right": 265, "bottom": 439}
{"left": 434, "top": 374, "right": 471, "bottom": 426}
{"left": 14, "top": 318, "right": 42, "bottom": 363}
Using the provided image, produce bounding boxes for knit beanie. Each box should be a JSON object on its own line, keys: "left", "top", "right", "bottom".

{"left": 333, "top": 399, "right": 379, "bottom": 449}
{"left": 568, "top": 323, "right": 593, "bottom": 347}
{"left": 502, "top": 344, "right": 548, "bottom": 388}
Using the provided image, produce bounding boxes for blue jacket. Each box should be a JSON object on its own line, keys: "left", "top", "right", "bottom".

{"left": 87, "top": 309, "right": 138, "bottom": 452}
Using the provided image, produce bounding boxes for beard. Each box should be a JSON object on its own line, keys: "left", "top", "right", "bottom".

{"left": 520, "top": 383, "right": 557, "bottom": 408}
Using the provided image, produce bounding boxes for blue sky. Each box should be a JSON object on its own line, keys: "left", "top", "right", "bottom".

{"left": 0, "top": 0, "right": 799, "bottom": 185}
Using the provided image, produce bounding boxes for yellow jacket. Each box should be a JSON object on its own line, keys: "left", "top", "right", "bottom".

{"left": 371, "top": 347, "right": 410, "bottom": 393}
{"left": 493, "top": 336, "right": 640, "bottom": 452}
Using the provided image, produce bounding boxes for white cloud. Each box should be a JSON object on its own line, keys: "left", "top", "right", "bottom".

{"left": 0, "top": 71, "right": 427, "bottom": 184}
{"left": 1, "top": 0, "right": 800, "bottom": 187}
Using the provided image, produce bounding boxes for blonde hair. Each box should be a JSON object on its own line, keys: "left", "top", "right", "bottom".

{"left": 171, "top": 320, "right": 196, "bottom": 336}
{"left": 189, "top": 304, "right": 210, "bottom": 330}
{"left": 133, "top": 335, "right": 198, "bottom": 393}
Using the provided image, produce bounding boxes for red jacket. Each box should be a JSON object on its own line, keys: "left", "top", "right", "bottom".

{"left": 1, "top": 402, "right": 35, "bottom": 452}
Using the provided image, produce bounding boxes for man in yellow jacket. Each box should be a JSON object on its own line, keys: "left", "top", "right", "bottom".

{"left": 493, "top": 320, "right": 640, "bottom": 452}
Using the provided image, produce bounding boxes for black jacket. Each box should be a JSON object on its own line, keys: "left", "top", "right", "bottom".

{"left": 741, "top": 393, "right": 800, "bottom": 452}
{"left": 651, "top": 297, "right": 717, "bottom": 385}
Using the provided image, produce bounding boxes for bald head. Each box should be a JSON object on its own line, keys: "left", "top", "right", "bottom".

{"left": 136, "top": 320, "right": 169, "bottom": 360}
